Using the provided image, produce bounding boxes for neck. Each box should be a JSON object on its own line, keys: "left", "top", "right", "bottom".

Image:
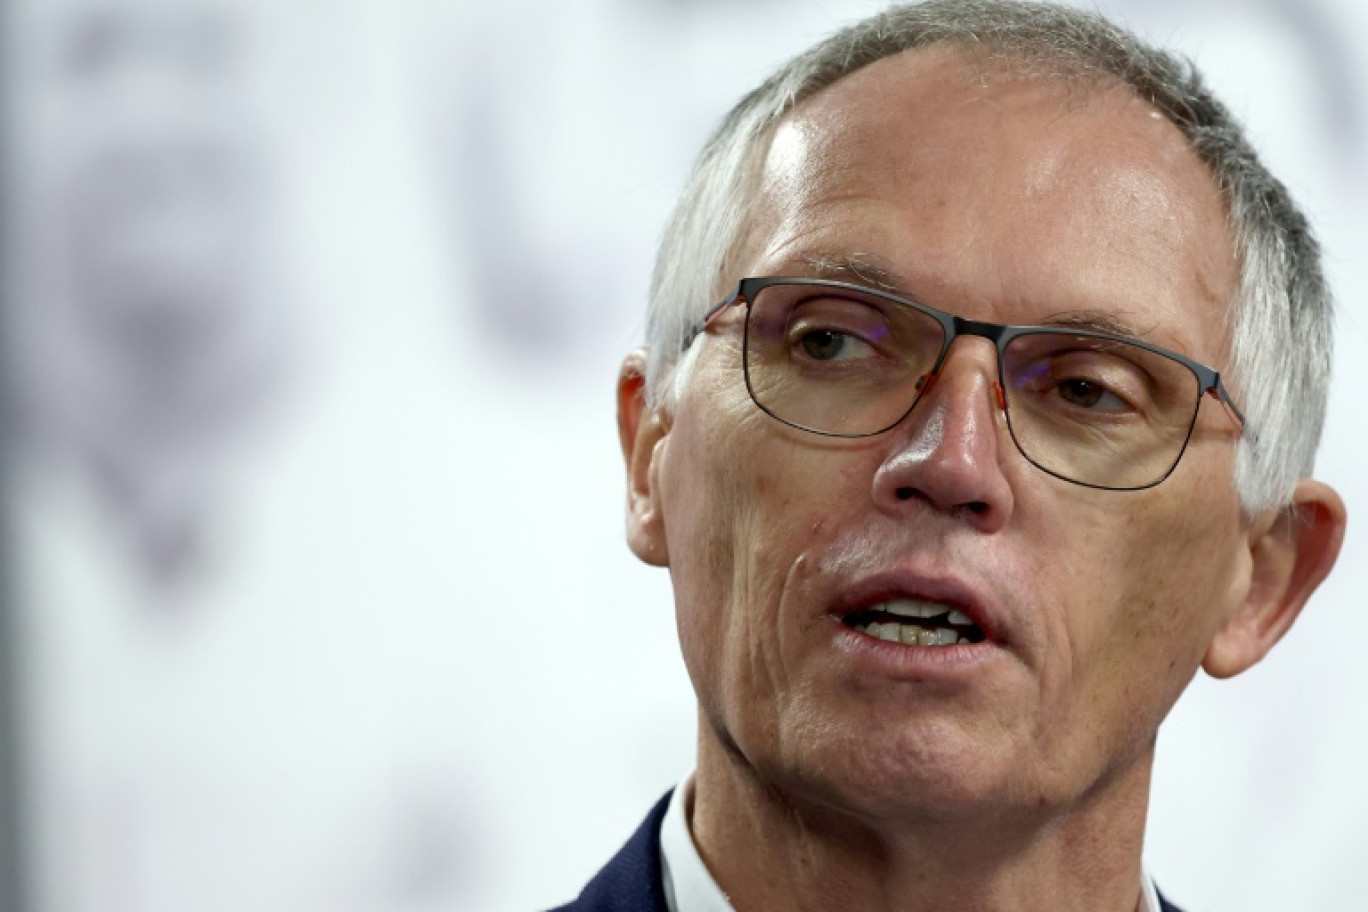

{"left": 688, "top": 726, "right": 1153, "bottom": 912}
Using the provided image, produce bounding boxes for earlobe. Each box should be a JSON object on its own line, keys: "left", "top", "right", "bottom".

{"left": 617, "top": 349, "right": 671, "bottom": 567}
{"left": 1203, "top": 479, "right": 1346, "bottom": 679}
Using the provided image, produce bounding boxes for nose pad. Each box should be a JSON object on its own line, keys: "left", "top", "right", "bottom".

{"left": 911, "top": 352, "right": 1005, "bottom": 415}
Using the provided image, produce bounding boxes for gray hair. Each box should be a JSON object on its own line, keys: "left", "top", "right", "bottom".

{"left": 644, "top": 0, "right": 1332, "bottom": 515}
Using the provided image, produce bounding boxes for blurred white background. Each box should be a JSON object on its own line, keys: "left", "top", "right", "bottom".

{"left": 1, "top": 1, "right": 1364, "bottom": 911}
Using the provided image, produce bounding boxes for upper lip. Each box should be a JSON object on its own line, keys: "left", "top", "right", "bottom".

{"left": 829, "top": 569, "right": 1002, "bottom": 642}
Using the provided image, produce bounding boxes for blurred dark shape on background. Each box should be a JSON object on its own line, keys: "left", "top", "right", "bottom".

{"left": 8, "top": 1, "right": 289, "bottom": 587}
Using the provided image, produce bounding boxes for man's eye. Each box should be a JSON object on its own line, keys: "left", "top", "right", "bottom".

{"left": 800, "top": 330, "right": 850, "bottom": 360}
{"left": 1054, "top": 377, "right": 1128, "bottom": 412}
{"left": 795, "top": 329, "right": 878, "bottom": 362}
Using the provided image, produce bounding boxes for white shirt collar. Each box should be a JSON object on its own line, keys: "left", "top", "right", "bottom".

{"left": 660, "top": 777, "right": 734, "bottom": 912}
{"left": 659, "top": 777, "right": 1163, "bottom": 912}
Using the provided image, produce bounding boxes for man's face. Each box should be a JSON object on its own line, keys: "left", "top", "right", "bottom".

{"left": 636, "top": 49, "right": 1254, "bottom": 825}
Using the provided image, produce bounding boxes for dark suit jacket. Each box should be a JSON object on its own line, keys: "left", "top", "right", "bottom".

{"left": 550, "top": 792, "right": 1186, "bottom": 912}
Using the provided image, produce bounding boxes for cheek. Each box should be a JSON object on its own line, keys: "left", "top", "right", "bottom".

{"left": 660, "top": 380, "right": 872, "bottom": 729}
{"left": 1042, "top": 481, "right": 1245, "bottom": 735}
{"left": 659, "top": 392, "right": 786, "bottom": 701}
{"left": 1111, "top": 489, "right": 1244, "bottom": 642}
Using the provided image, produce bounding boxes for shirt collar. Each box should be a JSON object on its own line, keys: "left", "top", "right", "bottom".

{"left": 659, "top": 776, "right": 1163, "bottom": 912}
{"left": 660, "top": 777, "right": 733, "bottom": 912}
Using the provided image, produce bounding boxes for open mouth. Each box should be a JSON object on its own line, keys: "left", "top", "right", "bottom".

{"left": 842, "top": 598, "right": 986, "bottom": 646}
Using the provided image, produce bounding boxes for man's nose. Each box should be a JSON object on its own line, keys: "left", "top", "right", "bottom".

{"left": 870, "top": 341, "right": 1015, "bottom": 531}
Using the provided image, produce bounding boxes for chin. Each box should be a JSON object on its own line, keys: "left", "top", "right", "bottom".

{"left": 758, "top": 716, "right": 1022, "bottom": 826}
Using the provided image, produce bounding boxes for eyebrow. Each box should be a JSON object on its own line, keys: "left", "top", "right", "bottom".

{"left": 1036, "top": 309, "right": 1153, "bottom": 341}
{"left": 799, "top": 254, "right": 904, "bottom": 292}
{"left": 797, "top": 253, "right": 1153, "bottom": 342}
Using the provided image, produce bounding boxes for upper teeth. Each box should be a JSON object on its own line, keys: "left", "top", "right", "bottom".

{"left": 880, "top": 600, "right": 974, "bottom": 626}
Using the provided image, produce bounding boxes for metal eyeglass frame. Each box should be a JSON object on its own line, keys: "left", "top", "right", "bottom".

{"left": 685, "top": 276, "right": 1248, "bottom": 492}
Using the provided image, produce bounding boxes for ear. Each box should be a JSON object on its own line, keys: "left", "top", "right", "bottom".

{"left": 617, "top": 349, "right": 671, "bottom": 567}
{"left": 1203, "top": 479, "right": 1346, "bottom": 678}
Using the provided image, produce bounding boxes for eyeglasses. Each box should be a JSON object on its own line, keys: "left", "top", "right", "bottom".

{"left": 692, "top": 277, "right": 1246, "bottom": 491}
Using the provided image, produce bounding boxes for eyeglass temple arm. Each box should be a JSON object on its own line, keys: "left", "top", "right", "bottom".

{"left": 681, "top": 291, "right": 745, "bottom": 351}
{"left": 1207, "top": 378, "right": 1252, "bottom": 441}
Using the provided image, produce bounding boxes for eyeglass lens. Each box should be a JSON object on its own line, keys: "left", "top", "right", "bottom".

{"left": 742, "top": 282, "right": 1204, "bottom": 490}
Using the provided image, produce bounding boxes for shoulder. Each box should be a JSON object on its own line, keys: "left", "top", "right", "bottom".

{"left": 546, "top": 791, "right": 673, "bottom": 912}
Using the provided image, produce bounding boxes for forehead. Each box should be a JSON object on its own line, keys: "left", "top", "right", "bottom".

{"left": 741, "top": 47, "right": 1237, "bottom": 359}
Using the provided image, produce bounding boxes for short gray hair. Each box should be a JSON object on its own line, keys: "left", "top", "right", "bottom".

{"left": 644, "top": 0, "right": 1332, "bottom": 515}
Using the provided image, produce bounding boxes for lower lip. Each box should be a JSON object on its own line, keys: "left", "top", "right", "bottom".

{"left": 829, "top": 618, "right": 1001, "bottom": 679}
